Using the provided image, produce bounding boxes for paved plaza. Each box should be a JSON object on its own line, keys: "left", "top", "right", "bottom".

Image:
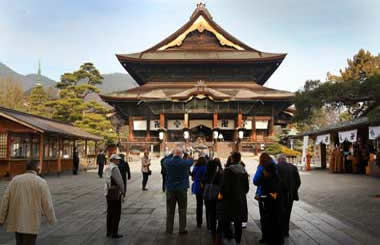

{"left": 0, "top": 158, "right": 380, "bottom": 245}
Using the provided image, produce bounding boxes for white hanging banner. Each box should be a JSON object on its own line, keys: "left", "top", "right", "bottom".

{"left": 301, "top": 135, "right": 309, "bottom": 167}
{"left": 133, "top": 120, "right": 147, "bottom": 131}
{"left": 243, "top": 120, "right": 252, "bottom": 130}
{"left": 256, "top": 120, "right": 268, "bottom": 129}
{"left": 217, "top": 120, "right": 235, "bottom": 130}
{"left": 338, "top": 129, "right": 357, "bottom": 143}
{"left": 315, "top": 134, "right": 330, "bottom": 145}
{"left": 168, "top": 120, "right": 184, "bottom": 130}
{"left": 149, "top": 120, "right": 160, "bottom": 131}
{"left": 369, "top": 126, "right": 380, "bottom": 140}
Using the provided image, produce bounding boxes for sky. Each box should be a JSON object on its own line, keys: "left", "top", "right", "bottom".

{"left": 1, "top": 0, "right": 379, "bottom": 92}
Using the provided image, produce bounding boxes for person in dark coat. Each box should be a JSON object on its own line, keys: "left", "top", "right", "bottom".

{"left": 160, "top": 153, "right": 171, "bottom": 192}
{"left": 119, "top": 154, "right": 131, "bottom": 192}
{"left": 277, "top": 154, "right": 301, "bottom": 238}
{"left": 240, "top": 160, "right": 249, "bottom": 229}
{"left": 201, "top": 158, "right": 223, "bottom": 238}
{"left": 73, "top": 147, "right": 79, "bottom": 175}
{"left": 220, "top": 152, "right": 249, "bottom": 245}
{"left": 96, "top": 150, "right": 107, "bottom": 178}
{"left": 191, "top": 157, "right": 207, "bottom": 228}
{"left": 258, "top": 157, "right": 284, "bottom": 245}
{"left": 254, "top": 152, "right": 275, "bottom": 244}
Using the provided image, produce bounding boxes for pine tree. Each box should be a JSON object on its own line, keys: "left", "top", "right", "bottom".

{"left": 27, "top": 84, "right": 50, "bottom": 117}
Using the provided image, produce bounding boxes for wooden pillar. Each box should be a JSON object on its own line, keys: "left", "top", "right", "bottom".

{"left": 146, "top": 120, "right": 151, "bottom": 142}
{"left": 237, "top": 113, "right": 243, "bottom": 128}
{"left": 160, "top": 113, "right": 165, "bottom": 129}
{"left": 213, "top": 113, "right": 218, "bottom": 129}
{"left": 84, "top": 139, "right": 88, "bottom": 169}
{"left": 128, "top": 117, "right": 134, "bottom": 142}
{"left": 321, "top": 143, "right": 327, "bottom": 169}
{"left": 251, "top": 117, "right": 257, "bottom": 142}
{"left": 7, "top": 132, "right": 11, "bottom": 179}
{"left": 269, "top": 117, "right": 275, "bottom": 137}
{"left": 184, "top": 113, "right": 189, "bottom": 129}
{"left": 57, "top": 137, "right": 62, "bottom": 174}
{"left": 269, "top": 106, "right": 275, "bottom": 137}
{"left": 39, "top": 134, "right": 44, "bottom": 174}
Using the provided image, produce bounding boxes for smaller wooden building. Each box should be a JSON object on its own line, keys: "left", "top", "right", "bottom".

{"left": 0, "top": 107, "right": 102, "bottom": 178}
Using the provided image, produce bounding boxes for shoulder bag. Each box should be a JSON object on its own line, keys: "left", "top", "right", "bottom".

{"left": 203, "top": 170, "right": 220, "bottom": 201}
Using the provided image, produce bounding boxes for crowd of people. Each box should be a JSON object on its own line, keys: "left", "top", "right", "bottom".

{"left": 157, "top": 145, "right": 301, "bottom": 245}
{"left": 0, "top": 145, "right": 301, "bottom": 245}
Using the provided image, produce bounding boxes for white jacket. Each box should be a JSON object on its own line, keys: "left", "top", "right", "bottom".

{"left": 0, "top": 171, "right": 57, "bottom": 234}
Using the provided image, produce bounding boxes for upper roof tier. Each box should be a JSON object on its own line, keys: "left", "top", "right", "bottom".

{"left": 117, "top": 3, "right": 286, "bottom": 86}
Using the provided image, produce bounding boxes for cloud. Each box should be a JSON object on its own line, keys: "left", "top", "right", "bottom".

{"left": 0, "top": 0, "right": 379, "bottom": 91}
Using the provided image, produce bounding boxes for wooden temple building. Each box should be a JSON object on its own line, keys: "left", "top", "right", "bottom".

{"left": 0, "top": 107, "right": 101, "bottom": 178}
{"left": 101, "top": 3, "right": 294, "bottom": 156}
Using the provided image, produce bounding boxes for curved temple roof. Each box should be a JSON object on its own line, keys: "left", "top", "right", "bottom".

{"left": 116, "top": 3, "right": 286, "bottom": 86}
{"left": 101, "top": 81, "right": 294, "bottom": 103}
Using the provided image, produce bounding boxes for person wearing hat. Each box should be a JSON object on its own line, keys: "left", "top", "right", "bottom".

{"left": 104, "top": 154, "right": 125, "bottom": 239}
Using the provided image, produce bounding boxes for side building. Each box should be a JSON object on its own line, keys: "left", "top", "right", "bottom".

{"left": 101, "top": 3, "right": 294, "bottom": 156}
{"left": 0, "top": 107, "right": 101, "bottom": 178}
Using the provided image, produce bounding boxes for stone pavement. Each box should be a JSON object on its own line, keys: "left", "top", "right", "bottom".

{"left": 0, "top": 158, "right": 379, "bottom": 245}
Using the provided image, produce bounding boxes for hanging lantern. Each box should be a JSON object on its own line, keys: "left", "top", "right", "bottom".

{"left": 213, "top": 130, "right": 219, "bottom": 140}
{"left": 184, "top": 130, "right": 190, "bottom": 140}
{"left": 238, "top": 128, "right": 244, "bottom": 140}
{"left": 159, "top": 131, "right": 165, "bottom": 141}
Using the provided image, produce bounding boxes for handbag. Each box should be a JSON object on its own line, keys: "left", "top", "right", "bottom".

{"left": 203, "top": 170, "right": 220, "bottom": 201}
{"left": 147, "top": 170, "right": 152, "bottom": 175}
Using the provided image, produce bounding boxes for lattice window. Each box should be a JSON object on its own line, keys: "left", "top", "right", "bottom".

{"left": 10, "top": 135, "right": 30, "bottom": 159}
{"left": 0, "top": 133, "right": 7, "bottom": 159}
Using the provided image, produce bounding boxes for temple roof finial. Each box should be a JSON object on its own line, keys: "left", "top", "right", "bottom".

{"left": 192, "top": 0, "right": 212, "bottom": 20}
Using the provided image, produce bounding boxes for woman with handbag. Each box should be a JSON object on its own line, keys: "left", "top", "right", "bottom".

{"left": 191, "top": 157, "right": 207, "bottom": 228}
{"left": 141, "top": 151, "right": 151, "bottom": 191}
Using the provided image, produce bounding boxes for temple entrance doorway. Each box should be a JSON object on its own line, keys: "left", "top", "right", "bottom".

{"left": 191, "top": 124, "right": 212, "bottom": 143}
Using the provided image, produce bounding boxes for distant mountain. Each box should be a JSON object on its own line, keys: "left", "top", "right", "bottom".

{"left": 25, "top": 73, "right": 56, "bottom": 87}
{"left": 100, "top": 73, "right": 138, "bottom": 93}
{"left": 0, "top": 62, "right": 138, "bottom": 94}
{"left": 0, "top": 63, "right": 42, "bottom": 90}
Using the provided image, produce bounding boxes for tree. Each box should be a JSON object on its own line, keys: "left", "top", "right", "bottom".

{"left": 74, "top": 112, "right": 117, "bottom": 144}
{"left": 327, "top": 49, "right": 380, "bottom": 82}
{"left": 294, "top": 50, "right": 380, "bottom": 124}
{"left": 51, "top": 63, "right": 103, "bottom": 123}
{"left": 56, "top": 62, "right": 103, "bottom": 90}
{"left": 49, "top": 63, "right": 115, "bottom": 144}
{"left": 26, "top": 85, "right": 50, "bottom": 117}
{"left": 0, "top": 77, "right": 26, "bottom": 111}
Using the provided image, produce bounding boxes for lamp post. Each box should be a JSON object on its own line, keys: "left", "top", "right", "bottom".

{"left": 237, "top": 128, "right": 244, "bottom": 152}
{"left": 159, "top": 129, "right": 165, "bottom": 156}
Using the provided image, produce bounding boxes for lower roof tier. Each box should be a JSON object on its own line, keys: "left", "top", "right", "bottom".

{"left": 101, "top": 81, "right": 294, "bottom": 103}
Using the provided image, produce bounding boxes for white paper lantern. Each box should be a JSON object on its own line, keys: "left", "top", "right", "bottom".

{"left": 159, "top": 131, "right": 164, "bottom": 140}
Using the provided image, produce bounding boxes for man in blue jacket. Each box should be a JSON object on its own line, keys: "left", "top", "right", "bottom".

{"left": 164, "top": 146, "right": 193, "bottom": 235}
